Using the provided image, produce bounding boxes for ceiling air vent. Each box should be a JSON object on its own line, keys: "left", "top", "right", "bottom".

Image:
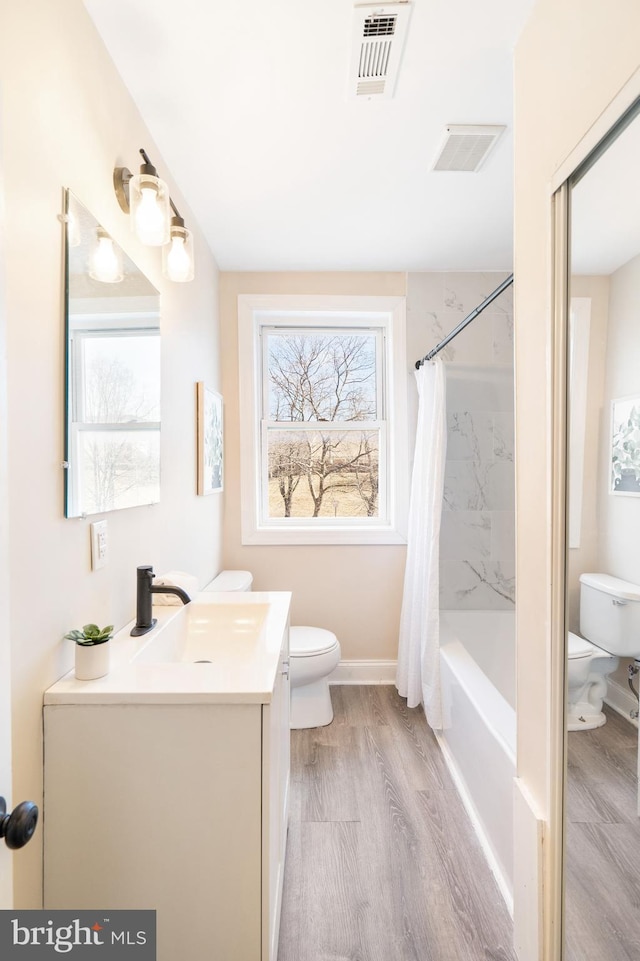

{"left": 349, "top": 2, "right": 412, "bottom": 100}
{"left": 432, "top": 125, "right": 506, "bottom": 172}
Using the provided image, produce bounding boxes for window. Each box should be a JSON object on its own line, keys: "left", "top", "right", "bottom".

{"left": 238, "top": 295, "right": 407, "bottom": 544}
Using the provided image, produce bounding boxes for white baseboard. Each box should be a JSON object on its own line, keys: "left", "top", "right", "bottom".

{"left": 329, "top": 659, "right": 397, "bottom": 685}
{"left": 605, "top": 677, "right": 639, "bottom": 729}
{"left": 435, "top": 732, "right": 513, "bottom": 917}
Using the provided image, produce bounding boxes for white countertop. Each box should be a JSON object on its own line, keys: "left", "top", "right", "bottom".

{"left": 44, "top": 591, "right": 291, "bottom": 706}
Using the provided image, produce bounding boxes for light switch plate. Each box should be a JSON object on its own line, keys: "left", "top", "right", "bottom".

{"left": 90, "top": 520, "right": 108, "bottom": 571}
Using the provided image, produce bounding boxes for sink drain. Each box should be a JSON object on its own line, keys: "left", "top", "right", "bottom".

{"left": 193, "top": 659, "right": 213, "bottom": 664}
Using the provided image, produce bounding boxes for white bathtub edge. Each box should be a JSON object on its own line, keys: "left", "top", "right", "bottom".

{"left": 441, "top": 641, "right": 517, "bottom": 761}
{"left": 435, "top": 731, "right": 514, "bottom": 917}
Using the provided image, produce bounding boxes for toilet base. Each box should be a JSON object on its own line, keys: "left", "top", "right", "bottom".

{"left": 567, "top": 707, "right": 607, "bottom": 731}
{"left": 290, "top": 677, "right": 334, "bottom": 729}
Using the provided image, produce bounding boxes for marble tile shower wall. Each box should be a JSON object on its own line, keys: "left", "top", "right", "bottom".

{"left": 407, "top": 272, "right": 515, "bottom": 610}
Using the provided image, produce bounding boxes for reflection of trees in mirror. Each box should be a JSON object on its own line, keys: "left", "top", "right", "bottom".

{"left": 86, "top": 356, "right": 154, "bottom": 423}
{"left": 81, "top": 350, "right": 160, "bottom": 514}
{"left": 81, "top": 434, "right": 159, "bottom": 514}
{"left": 267, "top": 333, "right": 379, "bottom": 518}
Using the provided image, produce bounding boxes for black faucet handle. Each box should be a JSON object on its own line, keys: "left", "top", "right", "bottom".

{"left": 137, "top": 564, "right": 154, "bottom": 577}
{"left": 131, "top": 565, "right": 157, "bottom": 637}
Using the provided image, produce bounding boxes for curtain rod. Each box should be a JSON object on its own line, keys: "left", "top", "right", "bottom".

{"left": 415, "top": 273, "right": 514, "bottom": 369}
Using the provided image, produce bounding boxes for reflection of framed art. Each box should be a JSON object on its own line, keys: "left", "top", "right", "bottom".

{"left": 197, "top": 383, "right": 223, "bottom": 495}
{"left": 610, "top": 396, "right": 640, "bottom": 495}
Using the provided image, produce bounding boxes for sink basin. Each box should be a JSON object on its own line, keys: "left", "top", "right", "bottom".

{"left": 45, "top": 590, "right": 291, "bottom": 705}
{"left": 133, "top": 601, "right": 270, "bottom": 664}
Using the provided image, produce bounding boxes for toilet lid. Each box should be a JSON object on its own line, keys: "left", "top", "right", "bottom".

{"left": 568, "top": 632, "right": 593, "bottom": 659}
{"left": 290, "top": 626, "right": 339, "bottom": 657}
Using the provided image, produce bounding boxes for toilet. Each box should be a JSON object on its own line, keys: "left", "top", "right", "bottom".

{"left": 567, "top": 572, "right": 640, "bottom": 731}
{"left": 567, "top": 632, "right": 618, "bottom": 731}
{"left": 287, "top": 626, "right": 341, "bottom": 729}
{"left": 203, "top": 571, "right": 341, "bottom": 729}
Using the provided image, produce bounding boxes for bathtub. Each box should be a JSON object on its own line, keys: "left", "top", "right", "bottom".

{"left": 438, "top": 610, "right": 516, "bottom": 913}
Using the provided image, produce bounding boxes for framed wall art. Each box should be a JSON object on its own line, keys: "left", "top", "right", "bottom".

{"left": 197, "top": 382, "right": 223, "bottom": 495}
{"left": 610, "top": 395, "right": 640, "bottom": 495}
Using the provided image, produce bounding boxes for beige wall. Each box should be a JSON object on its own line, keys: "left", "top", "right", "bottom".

{"left": 515, "top": 1, "right": 640, "bottom": 955}
{"left": 220, "top": 272, "right": 406, "bottom": 661}
{"left": 1, "top": 0, "right": 222, "bottom": 905}
{"left": 0, "top": 85, "right": 12, "bottom": 907}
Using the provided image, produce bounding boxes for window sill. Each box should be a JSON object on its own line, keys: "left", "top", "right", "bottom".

{"left": 241, "top": 526, "right": 408, "bottom": 546}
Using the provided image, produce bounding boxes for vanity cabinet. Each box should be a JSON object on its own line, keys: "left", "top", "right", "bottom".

{"left": 44, "top": 622, "right": 290, "bottom": 961}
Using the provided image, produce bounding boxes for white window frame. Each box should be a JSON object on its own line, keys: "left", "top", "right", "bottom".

{"left": 238, "top": 294, "right": 408, "bottom": 545}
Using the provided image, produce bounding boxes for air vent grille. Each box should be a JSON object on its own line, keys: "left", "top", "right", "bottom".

{"left": 348, "top": 3, "right": 412, "bottom": 100}
{"left": 357, "top": 79, "right": 386, "bottom": 96}
{"left": 432, "top": 125, "right": 506, "bottom": 172}
{"left": 363, "top": 15, "right": 396, "bottom": 37}
{"left": 359, "top": 40, "right": 392, "bottom": 78}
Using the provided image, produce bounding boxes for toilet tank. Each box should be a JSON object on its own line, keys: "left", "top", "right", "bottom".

{"left": 579, "top": 572, "right": 640, "bottom": 656}
{"left": 203, "top": 570, "right": 253, "bottom": 592}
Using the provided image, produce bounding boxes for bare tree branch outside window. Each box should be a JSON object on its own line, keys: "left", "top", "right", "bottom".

{"left": 266, "top": 333, "right": 380, "bottom": 518}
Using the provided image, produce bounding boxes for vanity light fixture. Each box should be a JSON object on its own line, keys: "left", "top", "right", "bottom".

{"left": 163, "top": 211, "right": 195, "bottom": 283}
{"left": 88, "top": 227, "right": 123, "bottom": 284}
{"left": 114, "top": 148, "right": 170, "bottom": 246}
{"left": 113, "top": 148, "right": 195, "bottom": 281}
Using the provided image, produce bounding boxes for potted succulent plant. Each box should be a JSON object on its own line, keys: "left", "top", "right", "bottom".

{"left": 64, "top": 623, "right": 114, "bottom": 680}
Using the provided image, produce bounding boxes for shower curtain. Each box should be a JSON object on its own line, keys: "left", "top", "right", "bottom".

{"left": 396, "top": 357, "right": 447, "bottom": 729}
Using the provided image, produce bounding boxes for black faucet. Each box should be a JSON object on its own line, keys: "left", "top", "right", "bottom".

{"left": 130, "top": 564, "right": 192, "bottom": 637}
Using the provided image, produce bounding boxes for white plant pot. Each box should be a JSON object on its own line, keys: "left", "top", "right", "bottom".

{"left": 75, "top": 641, "right": 110, "bottom": 680}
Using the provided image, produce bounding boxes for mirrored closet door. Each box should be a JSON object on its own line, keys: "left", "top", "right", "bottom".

{"left": 564, "top": 102, "right": 640, "bottom": 961}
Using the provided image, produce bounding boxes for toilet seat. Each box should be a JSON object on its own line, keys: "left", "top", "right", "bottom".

{"left": 290, "top": 626, "right": 339, "bottom": 657}
{"left": 568, "top": 631, "right": 594, "bottom": 659}
{"left": 567, "top": 630, "right": 619, "bottom": 732}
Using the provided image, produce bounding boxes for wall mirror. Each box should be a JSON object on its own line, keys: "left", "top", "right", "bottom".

{"left": 64, "top": 190, "right": 161, "bottom": 518}
{"left": 563, "top": 100, "right": 640, "bottom": 959}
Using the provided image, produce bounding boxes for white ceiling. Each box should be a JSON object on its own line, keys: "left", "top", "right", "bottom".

{"left": 84, "top": 0, "right": 536, "bottom": 272}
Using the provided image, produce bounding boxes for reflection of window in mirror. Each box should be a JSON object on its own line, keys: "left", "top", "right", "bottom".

{"left": 68, "top": 318, "right": 160, "bottom": 515}
{"left": 64, "top": 191, "right": 161, "bottom": 518}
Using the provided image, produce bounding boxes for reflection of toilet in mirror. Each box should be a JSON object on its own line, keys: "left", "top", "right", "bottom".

{"left": 567, "top": 572, "right": 640, "bottom": 731}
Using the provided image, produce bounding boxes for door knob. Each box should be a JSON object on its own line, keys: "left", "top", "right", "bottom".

{"left": 0, "top": 796, "right": 38, "bottom": 849}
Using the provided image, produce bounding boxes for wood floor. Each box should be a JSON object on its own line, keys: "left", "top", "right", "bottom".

{"left": 565, "top": 706, "right": 640, "bottom": 961}
{"left": 277, "top": 685, "right": 515, "bottom": 961}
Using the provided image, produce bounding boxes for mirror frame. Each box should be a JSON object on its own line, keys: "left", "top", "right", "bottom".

{"left": 549, "top": 179, "right": 570, "bottom": 961}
